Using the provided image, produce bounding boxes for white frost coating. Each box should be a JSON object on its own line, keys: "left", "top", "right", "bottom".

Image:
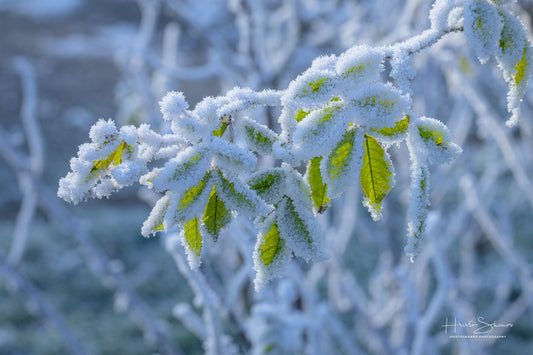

{"left": 411, "top": 116, "right": 462, "bottom": 164}
{"left": 141, "top": 193, "right": 171, "bottom": 237}
{"left": 239, "top": 117, "right": 278, "bottom": 155}
{"left": 390, "top": 48, "right": 416, "bottom": 96}
{"left": 58, "top": 121, "right": 159, "bottom": 204}
{"left": 464, "top": 0, "right": 503, "bottom": 64}
{"left": 217, "top": 172, "right": 271, "bottom": 218}
{"left": 282, "top": 56, "right": 337, "bottom": 111}
{"left": 496, "top": 9, "right": 527, "bottom": 75}
{"left": 170, "top": 113, "right": 205, "bottom": 143}
{"left": 495, "top": 8, "right": 532, "bottom": 127}
{"left": 164, "top": 175, "right": 214, "bottom": 231}
{"left": 335, "top": 45, "right": 383, "bottom": 82}
{"left": 320, "top": 128, "right": 366, "bottom": 199}
{"left": 210, "top": 136, "right": 257, "bottom": 173}
{"left": 159, "top": 91, "right": 189, "bottom": 121}
{"left": 276, "top": 196, "right": 326, "bottom": 262}
{"left": 179, "top": 228, "right": 204, "bottom": 270}
{"left": 282, "top": 163, "right": 314, "bottom": 213}
{"left": 490, "top": 0, "right": 516, "bottom": 5}
{"left": 447, "top": 6, "right": 464, "bottom": 29}
{"left": 290, "top": 102, "right": 350, "bottom": 161}
{"left": 111, "top": 161, "right": 142, "bottom": 186}
{"left": 216, "top": 87, "right": 282, "bottom": 118}
{"left": 252, "top": 215, "right": 292, "bottom": 291}
{"left": 350, "top": 82, "right": 411, "bottom": 130}
{"left": 429, "top": 0, "right": 455, "bottom": 31}
{"left": 88, "top": 118, "right": 118, "bottom": 145}
{"left": 141, "top": 145, "right": 209, "bottom": 196}
{"left": 247, "top": 168, "right": 287, "bottom": 205}
{"left": 404, "top": 147, "right": 431, "bottom": 260}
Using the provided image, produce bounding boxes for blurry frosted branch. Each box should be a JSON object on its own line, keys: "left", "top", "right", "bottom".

{"left": 0, "top": 251, "right": 89, "bottom": 355}
{"left": 461, "top": 78, "right": 533, "bottom": 206}
{"left": 8, "top": 57, "right": 43, "bottom": 266}
{"left": 461, "top": 175, "right": 533, "bottom": 343}
{"left": 164, "top": 233, "right": 235, "bottom": 355}
{"left": 0, "top": 127, "right": 183, "bottom": 355}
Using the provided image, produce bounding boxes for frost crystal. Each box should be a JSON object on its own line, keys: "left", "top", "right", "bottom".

{"left": 464, "top": 0, "right": 503, "bottom": 64}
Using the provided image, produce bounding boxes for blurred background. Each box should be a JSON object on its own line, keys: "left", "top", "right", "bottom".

{"left": 1, "top": 0, "right": 533, "bottom": 354}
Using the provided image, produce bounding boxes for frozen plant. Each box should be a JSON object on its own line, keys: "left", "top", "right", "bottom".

{"left": 58, "top": 0, "right": 531, "bottom": 290}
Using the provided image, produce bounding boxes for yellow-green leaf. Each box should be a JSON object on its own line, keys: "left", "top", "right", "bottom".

{"left": 178, "top": 172, "right": 211, "bottom": 211}
{"left": 203, "top": 185, "right": 231, "bottom": 241}
{"left": 88, "top": 141, "right": 131, "bottom": 181}
{"left": 360, "top": 134, "right": 393, "bottom": 213}
{"left": 327, "top": 129, "right": 356, "bottom": 180}
{"left": 418, "top": 126, "right": 445, "bottom": 146}
{"left": 307, "top": 157, "right": 330, "bottom": 212}
{"left": 184, "top": 217, "right": 202, "bottom": 257}
{"left": 212, "top": 116, "right": 229, "bottom": 137}
{"left": 259, "top": 223, "right": 283, "bottom": 266}
{"left": 372, "top": 115, "right": 410, "bottom": 136}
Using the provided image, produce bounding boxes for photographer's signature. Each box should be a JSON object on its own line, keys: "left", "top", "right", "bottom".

{"left": 441, "top": 317, "right": 513, "bottom": 335}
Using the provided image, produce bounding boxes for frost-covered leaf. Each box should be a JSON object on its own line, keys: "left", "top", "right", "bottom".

{"left": 183, "top": 217, "right": 202, "bottom": 268}
{"left": 212, "top": 115, "right": 229, "bottom": 137}
{"left": 496, "top": 9, "right": 532, "bottom": 126}
{"left": 360, "top": 134, "right": 394, "bottom": 220}
{"left": 252, "top": 217, "right": 292, "bottom": 291}
{"left": 405, "top": 160, "right": 430, "bottom": 260}
{"left": 218, "top": 171, "right": 270, "bottom": 217}
{"left": 141, "top": 194, "right": 171, "bottom": 237}
{"left": 351, "top": 83, "right": 410, "bottom": 130}
{"left": 276, "top": 196, "right": 325, "bottom": 262}
{"left": 241, "top": 117, "right": 278, "bottom": 155}
{"left": 322, "top": 127, "right": 366, "bottom": 199}
{"left": 247, "top": 168, "right": 287, "bottom": 205}
{"left": 203, "top": 185, "right": 231, "bottom": 241}
{"left": 305, "top": 157, "right": 330, "bottom": 213}
{"left": 464, "top": 0, "right": 503, "bottom": 64}
{"left": 164, "top": 172, "right": 213, "bottom": 229}
{"left": 211, "top": 136, "right": 257, "bottom": 173}
{"left": 259, "top": 222, "right": 282, "bottom": 266}
{"left": 413, "top": 117, "right": 462, "bottom": 164}
{"left": 282, "top": 55, "right": 337, "bottom": 109}
{"left": 141, "top": 147, "right": 209, "bottom": 195}
{"left": 371, "top": 114, "right": 410, "bottom": 141}
{"left": 336, "top": 46, "right": 383, "bottom": 82}
{"left": 87, "top": 141, "right": 132, "bottom": 182}
{"left": 291, "top": 101, "right": 349, "bottom": 160}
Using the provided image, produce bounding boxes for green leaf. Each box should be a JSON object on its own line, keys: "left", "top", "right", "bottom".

{"left": 243, "top": 121, "right": 277, "bottom": 154}
{"left": 372, "top": 115, "right": 410, "bottom": 136}
{"left": 360, "top": 134, "right": 393, "bottom": 216}
{"left": 141, "top": 194, "right": 171, "bottom": 237}
{"left": 88, "top": 141, "right": 132, "bottom": 181}
{"left": 295, "top": 109, "right": 310, "bottom": 122}
{"left": 279, "top": 197, "right": 312, "bottom": 246}
{"left": 307, "top": 157, "right": 330, "bottom": 212}
{"left": 248, "top": 168, "right": 286, "bottom": 204}
{"left": 184, "top": 217, "right": 202, "bottom": 257}
{"left": 418, "top": 126, "right": 445, "bottom": 147}
{"left": 327, "top": 129, "right": 356, "bottom": 181}
{"left": 203, "top": 185, "right": 231, "bottom": 241}
{"left": 212, "top": 116, "right": 229, "bottom": 137}
{"left": 296, "top": 77, "right": 330, "bottom": 97}
{"left": 174, "top": 151, "right": 204, "bottom": 180}
{"left": 514, "top": 47, "right": 529, "bottom": 88}
{"left": 178, "top": 172, "right": 211, "bottom": 211}
{"left": 259, "top": 223, "right": 283, "bottom": 266}
{"left": 218, "top": 172, "right": 262, "bottom": 214}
